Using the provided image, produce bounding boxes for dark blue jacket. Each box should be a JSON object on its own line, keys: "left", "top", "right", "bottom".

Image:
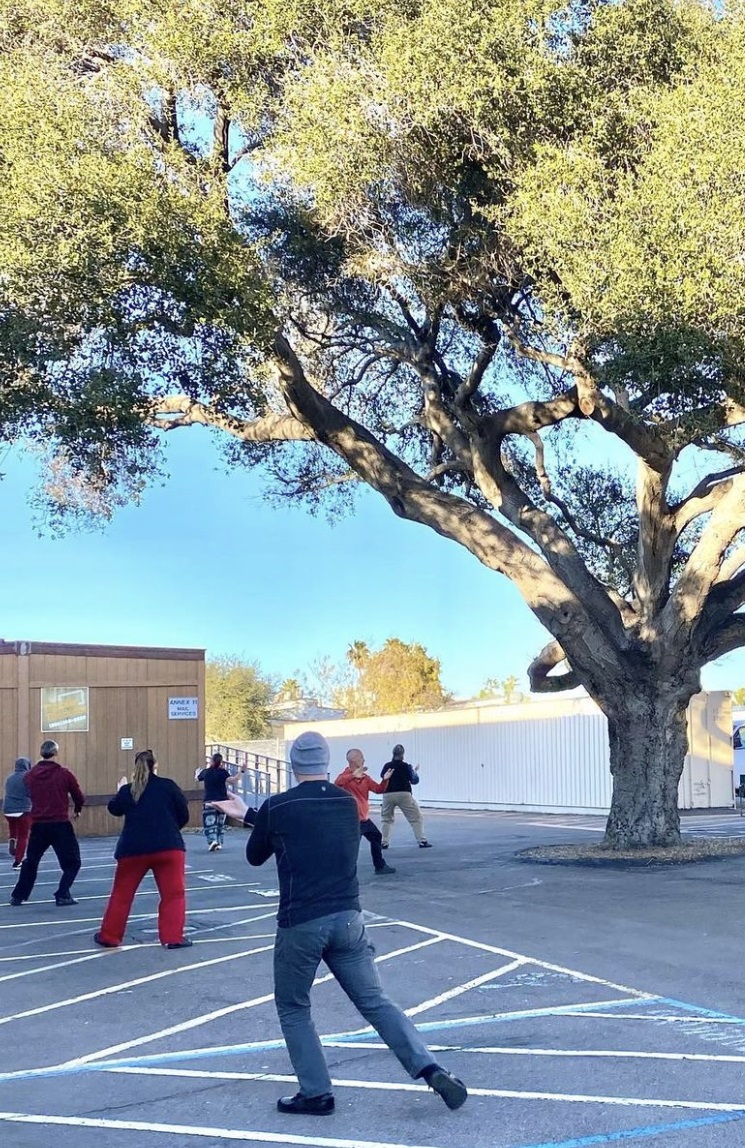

{"left": 108, "top": 775, "right": 189, "bottom": 860}
{"left": 246, "top": 781, "right": 360, "bottom": 928}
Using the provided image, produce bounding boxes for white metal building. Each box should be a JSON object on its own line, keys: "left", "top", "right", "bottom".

{"left": 279, "top": 692, "right": 734, "bottom": 815}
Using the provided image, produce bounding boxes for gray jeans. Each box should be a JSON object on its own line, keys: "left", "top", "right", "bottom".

{"left": 274, "top": 909, "right": 433, "bottom": 1097}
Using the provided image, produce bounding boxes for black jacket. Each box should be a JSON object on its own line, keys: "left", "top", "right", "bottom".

{"left": 108, "top": 775, "right": 189, "bottom": 860}
{"left": 246, "top": 781, "right": 360, "bottom": 928}
{"left": 380, "top": 759, "right": 419, "bottom": 794}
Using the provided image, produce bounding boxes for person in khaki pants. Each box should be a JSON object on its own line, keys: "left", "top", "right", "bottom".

{"left": 379, "top": 744, "right": 431, "bottom": 849}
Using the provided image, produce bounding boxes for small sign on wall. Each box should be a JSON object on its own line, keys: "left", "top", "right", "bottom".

{"left": 120, "top": 737, "right": 134, "bottom": 750}
{"left": 168, "top": 697, "right": 198, "bottom": 720}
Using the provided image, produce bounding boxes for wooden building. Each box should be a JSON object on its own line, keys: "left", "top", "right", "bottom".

{"left": 0, "top": 640, "right": 205, "bottom": 838}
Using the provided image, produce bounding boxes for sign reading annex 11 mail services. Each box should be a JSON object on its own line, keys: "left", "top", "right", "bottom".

{"left": 168, "top": 697, "right": 199, "bottom": 720}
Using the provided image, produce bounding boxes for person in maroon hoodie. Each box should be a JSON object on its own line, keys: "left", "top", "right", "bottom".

{"left": 10, "top": 739, "right": 85, "bottom": 907}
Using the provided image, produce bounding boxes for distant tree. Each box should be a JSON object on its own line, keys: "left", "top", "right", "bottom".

{"left": 205, "top": 656, "right": 275, "bottom": 743}
{"left": 733, "top": 688, "right": 745, "bottom": 707}
{"left": 343, "top": 638, "right": 450, "bottom": 716}
{"left": 276, "top": 677, "right": 304, "bottom": 702}
{"left": 478, "top": 676, "right": 526, "bottom": 704}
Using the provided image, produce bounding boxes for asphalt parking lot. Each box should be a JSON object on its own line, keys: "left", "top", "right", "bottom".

{"left": 2, "top": 808, "right": 745, "bottom": 1148}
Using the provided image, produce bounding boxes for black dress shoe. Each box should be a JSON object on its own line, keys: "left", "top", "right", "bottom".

{"left": 427, "top": 1067, "right": 467, "bottom": 1110}
{"left": 55, "top": 895, "right": 78, "bottom": 906}
{"left": 163, "top": 939, "right": 194, "bottom": 949}
{"left": 277, "top": 1092, "right": 335, "bottom": 1115}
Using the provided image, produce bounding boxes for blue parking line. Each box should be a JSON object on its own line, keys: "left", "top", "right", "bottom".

{"left": 0, "top": 994, "right": 655, "bottom": 1084}
{"left": 510, "top": 1109, "right": 745, "bottom": 1148}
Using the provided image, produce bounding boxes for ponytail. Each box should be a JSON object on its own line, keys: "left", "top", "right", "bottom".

{"left": 131, "top": 749, "right": 156, "bottom": 802}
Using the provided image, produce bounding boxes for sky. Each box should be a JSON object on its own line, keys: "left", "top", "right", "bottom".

{"left": 2, "top": 426, "right": 745, "bottom": 700}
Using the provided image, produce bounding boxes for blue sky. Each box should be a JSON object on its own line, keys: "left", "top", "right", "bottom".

{"left": 2, "top": 427, "right": 744, "bottom": 699}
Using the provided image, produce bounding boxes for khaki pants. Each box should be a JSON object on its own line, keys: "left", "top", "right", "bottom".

{"left": 380, "top": 792, "right": 425, "bottom": 846}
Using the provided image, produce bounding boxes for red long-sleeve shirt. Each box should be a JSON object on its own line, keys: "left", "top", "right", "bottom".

{"left": 333, "top": 767, "right": 388, "bottom": 822}
{"left": 25, "top": 760, "right": 85, "bottom": 823}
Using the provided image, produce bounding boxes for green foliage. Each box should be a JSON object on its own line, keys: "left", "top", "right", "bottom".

{"left": 2, "top": 0, "right": 745, "bottom": 617}
{"left": 477, "top": 675, "right": 526, "bottom": 704}
{"left": 733, "top": 687, "right": 745, "bottom": 707}
{"left": 205, "top": 655, "right": 276, "bottom": 742}
{"left": 338, "top": 637, "right": 450, "bottom": 716}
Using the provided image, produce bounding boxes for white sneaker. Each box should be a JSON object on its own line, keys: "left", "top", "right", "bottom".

{"left": 208, "top": 842, "right": 219, "bottom": 852}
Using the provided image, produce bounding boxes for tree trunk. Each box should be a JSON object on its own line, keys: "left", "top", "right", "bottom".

{"left": 603, "top": 686, "right": 693, "bottom": 848}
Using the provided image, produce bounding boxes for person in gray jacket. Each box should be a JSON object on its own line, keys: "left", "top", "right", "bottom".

{"left": 4, "top": 758, "right": 32, "bottom": 868}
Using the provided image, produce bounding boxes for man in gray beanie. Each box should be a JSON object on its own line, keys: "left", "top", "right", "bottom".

{"left": 211, "top": 729, "right": 467, "bottom": 1117}
{"left": 4, "top": 757, "right": 32, "bottom": 868}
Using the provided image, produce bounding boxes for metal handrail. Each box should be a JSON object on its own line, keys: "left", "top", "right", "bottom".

{"left": 204, "top": 743, "right": 292, "bottom": 800}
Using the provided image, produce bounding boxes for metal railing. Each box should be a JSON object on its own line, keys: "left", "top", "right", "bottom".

{"left": 205, "top": 743, "right": 292, "bottom": 802}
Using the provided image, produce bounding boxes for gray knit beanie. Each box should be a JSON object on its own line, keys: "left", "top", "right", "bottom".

{"left": 290, "top": 731, "right": 330, "bottom": 775}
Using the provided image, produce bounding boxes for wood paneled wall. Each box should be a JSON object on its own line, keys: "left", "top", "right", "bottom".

{"left": 0, "top": 642, "right": 205, "bottom": 837}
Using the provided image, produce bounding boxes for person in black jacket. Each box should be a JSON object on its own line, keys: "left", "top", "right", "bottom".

{"left": 195, "top": 752, "right": 241, "bottom": 852}
{"left": 380, "top": 744, "right": 431, "bottom": 849}
{"left": 94, "top": 749, "right": 192, "bottom": 950}
{"left": 210, "top": 731, "right": 466, "bottom": 1117}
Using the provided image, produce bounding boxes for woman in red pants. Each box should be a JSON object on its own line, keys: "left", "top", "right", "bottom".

{"left": 95, "top": 749, "right": 192, "bottom": 950}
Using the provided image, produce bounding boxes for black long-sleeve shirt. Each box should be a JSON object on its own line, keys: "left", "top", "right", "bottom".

{"left": 108, "top": 776, "right": 189, "bottom": 860}
{"left": 246, "top": 781, "right": 361, "bottom": 928}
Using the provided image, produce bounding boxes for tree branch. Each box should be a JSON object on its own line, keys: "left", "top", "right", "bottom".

{"left": 528, "top": 641, "right": 580, "bottom": 693}
{"left": 502, "top": 335, "right": 672, "bottom": 470}
{"left": 699, "top": 613, "right": 745, "bottom": 661}
{"left": 149, "top": 396, "right": 314, "bottom": 442}
{"left": 664, "top": 473, "right": 745, "bottom": 629}
{"left": 671, "top": 466, "right": 745, "bottom": 533}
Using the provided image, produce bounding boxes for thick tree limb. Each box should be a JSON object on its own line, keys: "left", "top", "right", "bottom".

{"left": 149, "top": 396, "right": 313, "bottom": 442}
{"left": 671, "top": 466, "right": 745, "bottom": 533}
{"left": 502, "top": 336, "right": 672, "bottom": 470}
{"left": 664, "top": 473, "right": 745, "bottom": 629}
{"left": 528, "top": 641, "right": 580, "bottom": 693}
{"left": 699, "top": 614, "right": 745, "bottom": 661}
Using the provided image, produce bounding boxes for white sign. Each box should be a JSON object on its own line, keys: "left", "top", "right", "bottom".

{"left": 168, "top": 696, "right": 198, "bottom": 720}
{"left": 120, "top": 737, "right": 134, "bottom": 750}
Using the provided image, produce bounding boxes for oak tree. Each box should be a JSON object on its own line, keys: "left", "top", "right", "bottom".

{"left": 2, "top": 0, "right": 745, "bottom": 844}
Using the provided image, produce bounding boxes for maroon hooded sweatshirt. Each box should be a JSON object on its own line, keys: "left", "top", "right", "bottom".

{"left": 25, "top": 760, "right": 85, "bottom": 823}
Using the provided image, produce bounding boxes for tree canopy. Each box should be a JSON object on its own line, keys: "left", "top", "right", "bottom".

{"left": 205, "top": 655, "right": 275, "bottom": 743}
{"left": 339, "top": 638, "right": 450, "bottom": 716}
{"left": 3, "top": 0, "right": 745, "bottom": 844}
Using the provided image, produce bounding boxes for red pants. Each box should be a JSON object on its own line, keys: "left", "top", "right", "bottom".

{"left": 5, "top": 814, "right": 31, "bottom": 864}
{"left": 99, "top": 850, "right": 186, "bottom": 946}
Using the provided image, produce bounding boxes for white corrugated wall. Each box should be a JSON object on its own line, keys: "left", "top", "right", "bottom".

{"left": 277, "top": 692, "right": 733, "bottom": 815}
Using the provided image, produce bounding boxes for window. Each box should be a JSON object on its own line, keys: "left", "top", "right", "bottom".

{"left": 41, "top": 687, "right": 89, "bottom": 733}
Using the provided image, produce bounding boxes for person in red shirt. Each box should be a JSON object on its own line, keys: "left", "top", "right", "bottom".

{"left": 334, "top": 749, "right": 396, "bottom": 875}
{"left": 10, "top": 739, "right": 85, "bottom": 907}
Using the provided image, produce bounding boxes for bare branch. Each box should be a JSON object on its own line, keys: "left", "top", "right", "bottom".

{"left": 150, "top": 395, "right": 314, "bottom": 443}
{"left": 671, "top": 466, "right": 745, "bottom": 533}
{"left": 529, "top": 433, "right": 625, "bottom": 554}
{"left": 503, "top": 334, "right": 672, "bottom": 470}
{"left": 528, "top": 641, "right": 580, "bottom": 693}
{"left": 664, "top": 473, "right": 745, "bottom": 629}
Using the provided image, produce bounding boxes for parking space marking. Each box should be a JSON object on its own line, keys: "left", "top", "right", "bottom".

{"left": 0, "top": 900, "right": 277, "bottom": 930}
{"left": 404, "top": 958, "right": 525, "bottom": 1016}
{"left": 0, "top": 942, "right": 276, "bottom": 1029}
{"left": 0, "top": 1113, "right": 446, "bottom": 1148}
{"left": 107, "top": 1066, "right": 745, "bottom": 1112}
